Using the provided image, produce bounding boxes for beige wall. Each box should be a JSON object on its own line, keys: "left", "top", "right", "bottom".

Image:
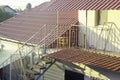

{"left": 78, "top": 10, "right": 120, "bottom": 53}
{"left": 108, "top": 10, "right": 120, "bottom": 28}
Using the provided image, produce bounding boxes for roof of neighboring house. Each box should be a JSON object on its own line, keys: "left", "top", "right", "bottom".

{"left": 0, "top": 5, "right": 7, "bottom": 10}
{"left": 0, "top": 5, "right": 16, "bottom": 13}
{"left": 0, "top": 3, "right": 78, "bottom": 45}
{"left": 48, "top": 48, "right": 120, "bottom": 72}
{"left": 46, "top": 0, "right": 120, "bottom": 10}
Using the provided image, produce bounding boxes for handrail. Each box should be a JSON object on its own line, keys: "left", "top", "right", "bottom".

{"left": 0, "top": 24, "right": 58, "bottom": 71}
{"left": 0, "top": 24, "right": 46, "bottom": 68}
{"left": 16, "top": 25, "right": 59, "bottom": 80}
{"left": 0, "top": 24, "right": 47, "bottom": 80}
{"left": 36, "top": 60, "right": 56, "bottom": 80}
{"left": 95, "top": 23, "right": 106, "bottom": 49}
{"left": 95, "top": 22, "right": 120, "bottom": 52}
{"left": 21, "top": 25, "right": 59, "bottom": 58}
{"left": 0, "top": 24, "right": 72, "bottom": 80}
{"left": 104, "top": 22, "right": 120, "bottom": 31}
{"left": 103, "top": 23, "right": 113, "bottom": 51}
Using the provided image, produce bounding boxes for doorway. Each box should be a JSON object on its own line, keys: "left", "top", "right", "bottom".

{"left": 65, "top": 70, "right": 84, "bottom": 80}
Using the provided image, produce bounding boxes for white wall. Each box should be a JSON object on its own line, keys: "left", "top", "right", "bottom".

{"left": 78, "top": 10, "right": 120, "bottom": 53}
{"left": 0, "top": 40, "right": 18, "bottom": 52}
{"left": 107, "top": 10, "right": 120, "bottom": 51}
{"left": 108, "top": 10, "right": 120, "bottom": 28}
{"left": 78, "top": 10, "right": 86, "bottom": 47}
{"left": 78, "top": 10, "right": 96, "bottom": 48}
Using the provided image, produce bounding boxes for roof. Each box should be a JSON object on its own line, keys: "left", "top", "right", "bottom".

{"left": 0, "top": 5, "right": 16, "bottom": 13}
{"left": 0, "top": 0, "right": 119, "bottom": 45}
{"left": 46, "top": 0, "right": 120, "bottom": 10}
{"left": 48, "top": 48, "right": 120, "bottom": 72}
{"left": 0, "top": 5, "right": 78, "bottom": 45}
{"left": 0, "top": 5, "right": 7, "bottom": 10}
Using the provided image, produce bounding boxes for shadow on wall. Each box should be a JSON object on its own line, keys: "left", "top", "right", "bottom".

{"left": 79, "top": 22, "right": 120, "bottom": 53}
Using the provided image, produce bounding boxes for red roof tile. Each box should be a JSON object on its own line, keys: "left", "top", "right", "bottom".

{"left": 0, "top": 6, "right": 78, "bottom": 44}
{"left": 47, "top": 0, "right": 120, "bottom": 10}
{"left": 1, "top": 0, "right": 119, "bottom": 45}
{"left": 49, "top": 48, "right": 120, "bottom": 72}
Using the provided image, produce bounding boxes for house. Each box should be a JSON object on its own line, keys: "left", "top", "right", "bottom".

{"left": 0, "top": 0, "right": 120, "bottom": 80}
{"left": 0, "top": 5, "right": 16, "bottom": 15}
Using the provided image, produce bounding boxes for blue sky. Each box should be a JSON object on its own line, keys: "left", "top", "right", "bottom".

{"left": 0, "top": 0, "right": 50, "bottom": 9}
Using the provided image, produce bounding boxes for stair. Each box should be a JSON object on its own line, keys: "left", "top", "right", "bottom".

{"left": 26, "top": 69, "right": 40, "bottom": 75}
{"left": 42, "top": 58, "right": 52, "bottom": 64}
{"left": 39, "top": 54, "right": 47, "bottom": 57}
{"left": 21, "top": 54, "right": 55, "bottom": 80}
{"left": 28, "top": 64, "right": 46, "bottom": 69}
{"left": 1, "top": 24, "right": 74, "bottom": 80}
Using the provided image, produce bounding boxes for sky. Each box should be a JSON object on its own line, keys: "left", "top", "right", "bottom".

{"left": 0, "top": 0, "right": 50, "bottom": 10}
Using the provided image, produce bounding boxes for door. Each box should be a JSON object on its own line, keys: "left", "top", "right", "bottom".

{"left": 65, "top": 70, "right": 84, "bottom": 80}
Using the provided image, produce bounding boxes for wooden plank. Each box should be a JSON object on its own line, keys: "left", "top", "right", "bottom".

{"left": 42, "top": 59, "right": 52, "bottom": 64}
{"left": 25, "top": 69, "right": 40, "bottom": 75}
{"left": 39, "top": 54, "right": 47, "bottom": 57}
{"left": 28, "top": 64, "right": 46, "bottom": 69}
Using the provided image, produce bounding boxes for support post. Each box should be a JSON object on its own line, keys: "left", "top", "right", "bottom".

{"left": 69, "top": 26, "right": 71, "bottom": 48}
{"left": 85, "top": 10, "right": 88, "bottom": 49}
{"left": 10, "top": 56, "right": 12, "bottom": 80}
{"left": 57, "top": 10, "right": 59, "bottom": 50}
{"left": 44, "top": 25, "right": 46, "bottom": 54}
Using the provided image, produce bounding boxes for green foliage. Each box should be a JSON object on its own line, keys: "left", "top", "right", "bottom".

{"left": 0, "top": 9, "right": 13, "bottom": 22}
{"left": 25, "top": 3, "right": 32, "bottom": 10}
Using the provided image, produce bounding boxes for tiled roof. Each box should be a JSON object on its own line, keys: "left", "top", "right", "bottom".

{"left": 1, "top": 0, "right": 119, "bottom": 44}
{"left": 49, "top": 48, "right": 120, "bottom": 72}
{"left": 0, "top": 5, "right": 78, "bottom": 44}
{"left": 47, "top": 0, "right": 120, "bottom": 10}
{"left": 0, "top": 5, "right": 16, "bottom": 13}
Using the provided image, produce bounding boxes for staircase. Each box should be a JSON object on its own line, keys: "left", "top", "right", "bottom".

{"left": 20, "top": 54, "right": 56, "bottom": 80}
{"left": 0, "top": 24, "right": 73, "bottom": 80}
{"left": 43, "top": 62, "right": 64, "bottom": 80}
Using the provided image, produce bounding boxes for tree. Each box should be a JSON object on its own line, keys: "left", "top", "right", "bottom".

{"left": 0, "top": 9, "right": 13, "bottom": 22}
{"left": 25, "top": 3, "right": 32, "bottom": 10}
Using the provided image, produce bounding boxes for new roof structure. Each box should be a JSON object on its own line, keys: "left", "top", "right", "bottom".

{"left": 49, "top": 48, "right": 120, "bottom": 72}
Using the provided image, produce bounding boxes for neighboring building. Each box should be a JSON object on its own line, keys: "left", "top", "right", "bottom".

{"left": 0, "top": 5, "right": 16, "bottom": 15}
{"left": 0, "top": 0, "right": 120, "bottom": 80}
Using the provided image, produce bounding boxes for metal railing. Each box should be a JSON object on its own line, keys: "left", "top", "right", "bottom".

{"left": 0, "top": 24, "right": 73, "bottom": 80}
{"left": 0, "top": 24, "right": 46, "bottom": 80}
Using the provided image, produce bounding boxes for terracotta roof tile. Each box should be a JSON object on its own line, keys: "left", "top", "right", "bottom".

{"left": 49, "top": 48, "right": 120, "bottom": 72}
{"left": 47, "top": 0, "right": 120, "bottom": 10}
{"left": 0, "top": 4, "right": 78, "bottom": 44}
